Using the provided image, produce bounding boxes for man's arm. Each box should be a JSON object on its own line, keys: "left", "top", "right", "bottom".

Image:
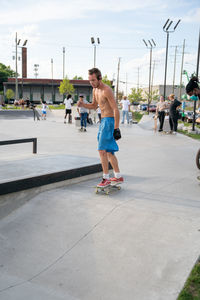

{"left": 77, "top": 91, "right": 98, "bottom": 110}
{"left": 106, "top": 88, "right": 120, "bottom": 129}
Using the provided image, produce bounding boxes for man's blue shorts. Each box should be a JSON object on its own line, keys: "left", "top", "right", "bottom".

{"left": 97, "top": 117, "right": 119, "bottom": 154}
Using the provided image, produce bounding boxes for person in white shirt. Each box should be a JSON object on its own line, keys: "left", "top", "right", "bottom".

{"left": 156, "top": 95, "right": 168, "bottom": 132}
{"left": 64, "top": 94, "right": 73, "bottom": 124}
{"left": 120, "top": 96, "right": 130, "bottom": 124}
{"left": 41, "top": 101, "right": 50, "bottom": 120}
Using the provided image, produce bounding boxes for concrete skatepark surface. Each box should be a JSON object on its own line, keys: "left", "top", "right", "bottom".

{"left": 0, "top": 113, "right": 200, "bottom": 299}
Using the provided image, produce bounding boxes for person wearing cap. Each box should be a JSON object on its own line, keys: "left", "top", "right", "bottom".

{"left": 77, "top": 95, "right": 89, "bottom": 132}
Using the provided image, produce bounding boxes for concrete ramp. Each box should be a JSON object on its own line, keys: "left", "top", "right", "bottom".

{"left": 0, "top": 110, "right": 33, "bottom": 119}
{"left": 137, "top": 114, "right": 155, "bottom": 130}
{"left": 0, "top": 154, "right": 104, "bottom": 218}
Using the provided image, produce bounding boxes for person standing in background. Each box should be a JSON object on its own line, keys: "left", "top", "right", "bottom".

{"left": 77, "top": 95, "right": 89, "bottom": 132}
{"left": 63, "top": 94, "right": 73, "bottom": 124}
{"left": 168, "top": 94, "right": 181, "bottom": 133}
{"left": 156, "top": 95, "right": 168, "bottom": 132}
{"left": 120, "top": 96, "right": 130, "bottom": 124}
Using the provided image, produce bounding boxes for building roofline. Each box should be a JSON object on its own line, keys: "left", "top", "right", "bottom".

{"left": 3, "top": 78, "right": 91, "bottom": 86}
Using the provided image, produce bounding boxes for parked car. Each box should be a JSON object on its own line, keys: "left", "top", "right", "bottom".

{"left": 148, "top": 104, "right": 157, "bottom": 113}
{"left": 132, "top": 101, "right": 140, "bottom": 106}
{"left": 196, "top": 114, "right": 200, "bottom": 125}
{"left": 184, "top": 111, "right": 194, "bottom": 123}
{"left": 139, "top": 104, "right": 148, "bottom": 111}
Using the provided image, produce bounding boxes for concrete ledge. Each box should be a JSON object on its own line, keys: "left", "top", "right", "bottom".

{"left": 0, "top": 171, "right": 103, "bottom": 219}
{"left": 0, "top": 163, "right": 103, "bottom": 196}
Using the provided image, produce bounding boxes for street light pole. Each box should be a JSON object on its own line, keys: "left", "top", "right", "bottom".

{"left": 163, "top": 18, "right": 181, "bottom": 100}
{"left": 51, "top": 58, "right": 54, "bottom": 103}
{"left": 143, "top": 39, "right": 156, "bottom": 114}
{"left": 179, "top": 39, "right": 185, "bottom": 100}
{"left": 116, "top": 57, "right": 121, "bottom": 103}
{"left": 91, "top": 37, "right": 100, "bottom": 67}
{"left": 172, "top": 46, "right": 177, "bottom": 94}
{"left": 192, "top": 29, "right": 200, "bottom": 132}
{"left": 15, "top": 32, "right": 19, "bottom": 101}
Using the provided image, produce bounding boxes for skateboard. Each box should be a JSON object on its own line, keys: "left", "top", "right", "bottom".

{"left": 95, "top": 183, "right": 121, "bottom": 195}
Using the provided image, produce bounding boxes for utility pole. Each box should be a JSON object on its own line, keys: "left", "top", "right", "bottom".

{"left": 116, "top": 57, "right": 121, "bottom": 103}
{"left": 51, "top": 58, "right": 54, "bottom": 103}
{"left": 63, "top": 47, "right": 65, "bottom": 79}
{"left": 137, "top": 67, "right": 140, "bottom": 91}
{"left": 172, "top": 46, "right": 177, "bottom": 94}
{"left": 15, "top": 32, "right": 18, "bottom": 101}
{"left": 179, "top": 39, "right": 185, "bottom": 100}
{"left": 126, "top": 73, "right": 128, "bottom": 96}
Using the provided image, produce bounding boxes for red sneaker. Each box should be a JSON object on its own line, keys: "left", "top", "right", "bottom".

{"left": 110, "top": 177, "right": 124, "bottom": 185}
{"left": 97, "top": 178, "right": 111, "bottom": 187}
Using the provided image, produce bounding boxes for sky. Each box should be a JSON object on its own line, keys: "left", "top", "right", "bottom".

{"left": 0, "top": 0, "right": 199, "bottom": 94}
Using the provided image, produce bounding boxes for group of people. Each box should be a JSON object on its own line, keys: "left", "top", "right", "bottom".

{"left": 63, "top": 94, "right": 101, "bottom": 131}
{"left": 14, "top": 98, "right": 30, "bottom": 109}
{"left": 156, "top": 94, "right": 181, "bottom": 133}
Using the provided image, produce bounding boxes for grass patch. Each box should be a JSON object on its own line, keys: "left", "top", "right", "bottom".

{"left": 178, "top": 121, "right": 192, "bottom": 127}
{"left": 178, "top": 129, "right": 200, "bottom": 141}
{"left": 132, "top": 111, "right": 143, "bottom": 122}
{"left": 178, "top": 259, "right": 200, "bottom": 300}
{"left": 2, "top": 105, "right": 21, "bottom": 110}
{"left": 48, "top": 105, "right": 65, "bottom": 110}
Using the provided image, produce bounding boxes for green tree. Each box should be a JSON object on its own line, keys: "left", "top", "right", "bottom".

{"left": 128, "top": 88, "right": 144, "bottom": 103}
{"left": 144, "top": 89, "right": 159, "bottom": 103}
{"left": 73, "top": 75, "right": 83, "bottom": 80}
{"left": 0, "top": 63, "right": 16, "bottom": 91}
{"left": 102, "top": 75, "right": 112, "bottom": 88}
{"left": 59, "top": 77, "right": 75, "bottom": 95}
{"left": 6, "top": 89, "right": 14, "bottom": 101}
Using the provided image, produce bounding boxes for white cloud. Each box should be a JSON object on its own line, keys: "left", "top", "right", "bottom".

{"left": 8, "top": 24, "right": 40, "bottom": 46}
{"left": 123, "top": 48, "right": 166, "bottom": 71}
{"left": 0, "top": 0, "right": 165, "bottom": 25}
{"left": 182, "top": 7, "right": 200, "bottom": 23}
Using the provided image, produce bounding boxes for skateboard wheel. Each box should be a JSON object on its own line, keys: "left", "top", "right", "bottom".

{"left": 95, "top": 188, "right": 99, "bottom": 194}
{"left": 117, "top": 186, "right": 121, "bottom": 190}
{"left": 106, "top": 191, "right": 109, "bottom": 195}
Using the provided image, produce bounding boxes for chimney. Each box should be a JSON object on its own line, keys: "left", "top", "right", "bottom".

{"left": 22, "top": 47, "right": 27, "bottom": 78}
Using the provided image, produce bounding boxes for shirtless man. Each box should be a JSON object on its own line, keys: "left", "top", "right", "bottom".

{"left": 78, "top": 68, "right": 124, "bottom": 187}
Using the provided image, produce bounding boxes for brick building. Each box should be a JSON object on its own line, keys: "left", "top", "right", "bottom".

{"left": 3, "top": 78, "right": 93, "bottom": 103}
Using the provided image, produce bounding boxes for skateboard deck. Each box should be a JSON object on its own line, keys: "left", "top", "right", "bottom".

{"left": 95, "top": 183, "right": 122, "bottom": 195}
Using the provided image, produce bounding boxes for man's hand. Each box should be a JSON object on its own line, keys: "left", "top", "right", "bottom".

{"left": 77, "top": 100, "right": 83, "bottom": 107}
{"left": 113, "top": 128, "right": 121, "bottom": 140}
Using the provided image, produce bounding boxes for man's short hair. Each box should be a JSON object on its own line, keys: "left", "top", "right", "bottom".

{"left": 79, "top": 95, "right": 84, "bottom": 98}
{"left": 88, "top": 68, "right": 102, "bottom": 80}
